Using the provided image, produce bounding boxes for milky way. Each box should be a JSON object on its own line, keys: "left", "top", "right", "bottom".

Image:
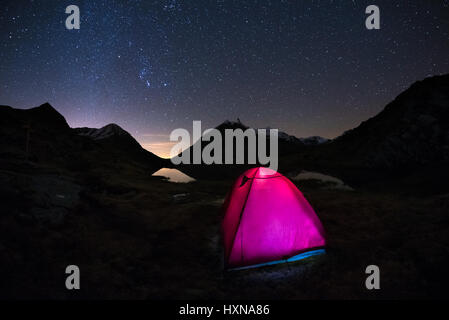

{"left": 1, "top": 0, "right": 448, "bottom": 157}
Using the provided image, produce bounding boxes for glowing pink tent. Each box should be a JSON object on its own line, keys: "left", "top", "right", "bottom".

{"left": 221, "top": 167, "right": 326, "bottom": 270}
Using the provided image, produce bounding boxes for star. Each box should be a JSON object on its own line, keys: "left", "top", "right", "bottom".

{"left": 0, "top": 0, "right": 447, "bottom": 158}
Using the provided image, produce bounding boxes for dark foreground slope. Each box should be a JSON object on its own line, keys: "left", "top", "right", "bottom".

{"left": 1, "top": 161, "right": 448, "bottom": 299}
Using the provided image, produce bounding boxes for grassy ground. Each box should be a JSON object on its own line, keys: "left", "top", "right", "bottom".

{"left": 1, "top": 165, "right": 449, "bottom": 299}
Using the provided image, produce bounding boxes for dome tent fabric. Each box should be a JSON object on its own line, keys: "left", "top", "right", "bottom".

{"left": 221, "top": 167, "right": 326, "bottom": 270}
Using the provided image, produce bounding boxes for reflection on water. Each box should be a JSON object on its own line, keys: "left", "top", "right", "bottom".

{"left": 292, "top": 170, "right": 354, "bottom": 191}
{"left": 152, "top": 168, "right": 196, "bottom": 183}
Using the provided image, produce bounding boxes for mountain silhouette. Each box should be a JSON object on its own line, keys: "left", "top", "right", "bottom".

{"left": 1, "top": 77, "right": 449, "bottom": 299}
{"left": 171, "top": 74, "right": 449, "bottom": 184}
{"left": 0, "top": 102, "right": 166, "bottom": 171}
{"left": 74, "top": 123, "right": 165, "bottom": 168}
{"left": 1, "top": 73, "right": 448, "bottom": 182}
{"left": 171, "top": 119, "right": 319, "bottom": 178}
{"left": 306, "top": 74, "right": 449, "bottom": 170}
{"left": 171, "top": 119, "right": 327, "bottom": 165}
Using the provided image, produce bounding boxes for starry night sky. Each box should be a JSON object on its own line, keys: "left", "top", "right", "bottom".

{"left": 1, "top": 0, "right": 449, "bottom": 157}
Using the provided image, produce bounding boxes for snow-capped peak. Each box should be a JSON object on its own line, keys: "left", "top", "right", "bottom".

{"left": 76, "top": 123, "right": 129, "bottom": 140}
{"left": 299, "top": 136, "right": 330, "bottom": 145}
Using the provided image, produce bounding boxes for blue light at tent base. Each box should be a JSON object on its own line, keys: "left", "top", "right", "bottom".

{"left": 228, "top": 249, "right": 326, "bottom": 271}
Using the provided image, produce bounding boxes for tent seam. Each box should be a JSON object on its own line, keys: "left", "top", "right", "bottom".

{"left": 227, "top": 167, "right": 259, "bottom": 266}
